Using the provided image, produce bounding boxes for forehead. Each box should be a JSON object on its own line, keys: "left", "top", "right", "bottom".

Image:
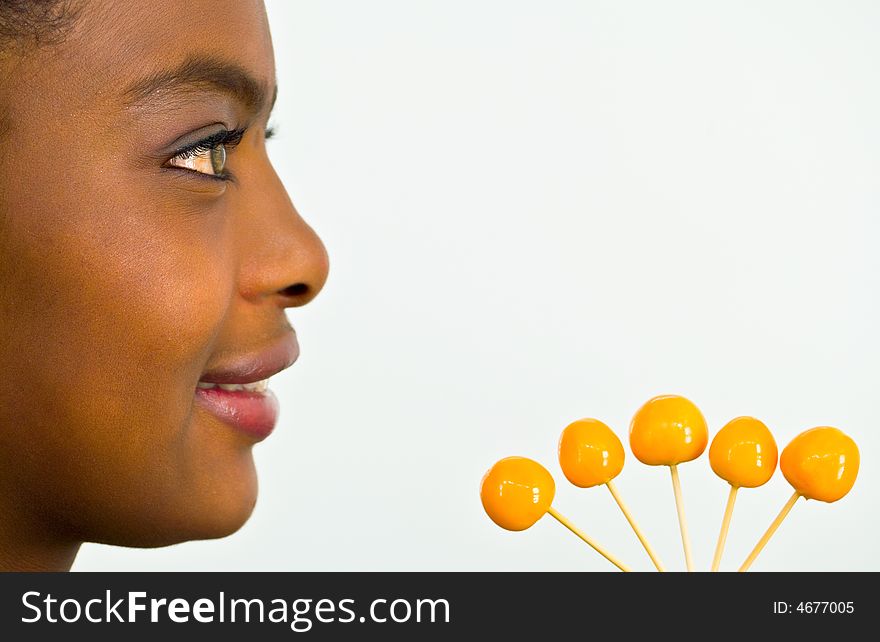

{"left": 32, "top": 0, "right": 275, "bottom": 113}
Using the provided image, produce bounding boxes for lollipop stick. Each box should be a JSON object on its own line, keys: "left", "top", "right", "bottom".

{"left": 605, "top": 480, "right": 665, "bottom": 572}
{"left": 546, "top": 506, "right": 632, "bottom": 572}
{"left": 669, "top": 464, "right": 695, "bottom": 571}
{"left": 711, "top": 485, "right": 738, "bottom": 572}
{"left": 738, "top": 491, "right": 801, "bottom": 572}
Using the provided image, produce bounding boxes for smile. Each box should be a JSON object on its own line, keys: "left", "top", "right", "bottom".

{"left": 196, "top": 379, "right": 270, "bottom": 393}
{"left": 194, "top": 383, "right": 280, "bottom": 441}
{"left": 194, "top": 333, "right": 298, "bottom": 441}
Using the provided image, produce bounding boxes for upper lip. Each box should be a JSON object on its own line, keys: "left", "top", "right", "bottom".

{"left": 198, "top": 332, "right": 300, "bottom": 385}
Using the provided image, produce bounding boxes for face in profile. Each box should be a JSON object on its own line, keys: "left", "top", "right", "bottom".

{"left": 0, "top": 0, "right": 329, "bottom": 570}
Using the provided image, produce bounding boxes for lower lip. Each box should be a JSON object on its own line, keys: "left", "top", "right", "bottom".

{"left": 194, "top": 387, "right": 280, "bottom": 441}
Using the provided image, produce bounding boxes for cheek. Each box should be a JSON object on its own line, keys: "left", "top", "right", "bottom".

{"left": 0, "top": 175, "right": 252, "bottom": 542}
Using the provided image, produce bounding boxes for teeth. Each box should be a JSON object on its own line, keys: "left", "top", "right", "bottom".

{"left": 197, "top": 379, "right": 270, "bottom": 393}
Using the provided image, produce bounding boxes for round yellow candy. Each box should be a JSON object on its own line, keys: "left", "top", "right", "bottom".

{"left": 558, "top": 418, "right": 625, "bottom": 488}
{"left": 780, "top": 427, "right": 859, "bottom": 502}
{"left": 480, "top": 456, "right": 555, "bottom": 531}
{"left": 709, "top": 416, "right": 778, "bottom": 488}
{"left": 629, "top": 394, "right": 708, "bottom": 466}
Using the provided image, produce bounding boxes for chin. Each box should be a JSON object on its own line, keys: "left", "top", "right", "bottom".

{"left": 85, "top": 463, "right": 261, "bottom": 549}
{"left": 91, "top": 494, "right": 259, "bottom": 549}
{"left": 183, "top": 486, "right": 260, "bottom": 543}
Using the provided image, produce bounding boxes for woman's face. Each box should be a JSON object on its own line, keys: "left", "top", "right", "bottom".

{"left": 0, "top": 0, "right": 328, "bottom": 555}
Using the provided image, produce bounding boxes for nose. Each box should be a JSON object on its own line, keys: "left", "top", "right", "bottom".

{"left": 234, "top": 156, "right": 330, "bottom": 309}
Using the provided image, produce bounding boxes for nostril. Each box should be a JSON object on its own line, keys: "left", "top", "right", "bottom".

{"left": 280, "top": 282, "right": 309, "bottom": 298}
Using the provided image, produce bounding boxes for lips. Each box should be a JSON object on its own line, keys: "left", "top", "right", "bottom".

{"left": 199, "top": 334, "right": 300, "bottom": 384}
{"left": 195, "top": 332, "right": 299, "bottom": 440}
{"left": 194, "top": 387, "right": 280, "bottom": 441}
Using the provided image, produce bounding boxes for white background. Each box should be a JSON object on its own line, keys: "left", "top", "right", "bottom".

{"left": 76, "top": 0, "right": 879, "bottom": 571}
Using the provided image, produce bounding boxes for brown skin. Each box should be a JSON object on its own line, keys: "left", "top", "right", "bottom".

{"left": 0, "top": 0, "right": 329, "bottom": 570}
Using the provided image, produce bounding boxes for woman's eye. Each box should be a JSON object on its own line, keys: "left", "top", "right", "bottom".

{"left": 163, "top": 127, "right": 245, "bottom": 182}
{"left": 167, "top": 143, "right": 228, "bottom": 177}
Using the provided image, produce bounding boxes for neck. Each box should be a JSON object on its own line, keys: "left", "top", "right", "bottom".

{"left": 0, "top": 540, "right": 80, "bottom": 572}
{"left": 0, "top": 494, "right": 81, "bottom": 571}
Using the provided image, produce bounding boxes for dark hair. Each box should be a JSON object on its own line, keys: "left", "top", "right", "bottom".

{"left": 0, "top": 0, "right": 80, "bottom": 51}
{"left": 0, "top": 0, "right": 80, "bottom": 143}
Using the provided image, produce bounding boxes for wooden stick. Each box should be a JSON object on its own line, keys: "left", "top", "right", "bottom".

{"left": 711, "top": 485, "right": 738, "bottom": 572}
{"left": 738, "top": 491, "right": 801, "bottom": 572}
{"left": 547, "top": 506, "right": 632, "bottom": 572}
{"left": 670, "top": 464, "right": 695, "bottom": 571}
{"left": 606, "top": 480, "right": 666, "bottom": 572}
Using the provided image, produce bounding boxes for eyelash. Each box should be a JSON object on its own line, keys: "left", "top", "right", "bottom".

{"left": 168, "top": 124, "right": 277, "bottom": 183}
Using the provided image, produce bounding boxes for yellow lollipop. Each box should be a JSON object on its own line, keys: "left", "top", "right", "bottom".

{"left": 630, "top": 394, "right": 708, "bottom": 571}
{"left": 780, "top": 426, "right": 859, "bottom": 502}
{"left": 630, "top": 394, "right": 709, "bottom": 466}
{"left": 559, "top": 418, "right": 665, "bottom": 571}
{"left": 480, "top": 456, "right": 632, "bottom": 571}
{"left": 480, "top": 456, "right": 555, "bottom": 531}
{"left": 707, "top": 416, "right": 778, "bottom": 571}
{"left": 739, "top": 427, "right": 859, "bottom": 571}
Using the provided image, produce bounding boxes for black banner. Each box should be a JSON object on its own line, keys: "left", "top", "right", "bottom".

{"left": 0, "top": 572, "right": 870, "bottom": 640}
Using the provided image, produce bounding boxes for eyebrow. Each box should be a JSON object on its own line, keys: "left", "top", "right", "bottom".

{"left": 122, "top": 55, "right": 277, "bottom": 118}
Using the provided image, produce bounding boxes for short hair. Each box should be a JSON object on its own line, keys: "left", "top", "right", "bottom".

{"left": 0, "top": 1, "right": 81, "bottom": 142}
{"left": 1, "top": 2, "right": 79, "bottom": 230}
{"left": 0, "top": 0, "right": 81, "bottom": 52}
